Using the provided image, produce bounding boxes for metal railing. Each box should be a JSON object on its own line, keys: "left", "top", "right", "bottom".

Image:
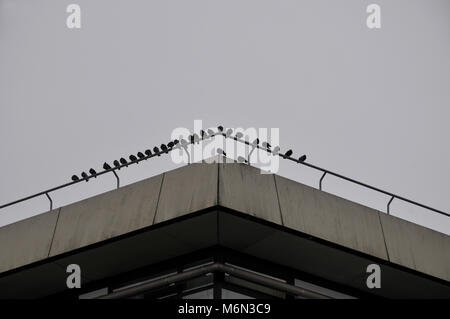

{"left": 0, "top": 131, "right": 448, "bottom": 219}
{"left": 98, "top": 262, "right": 329, "bottom": 299}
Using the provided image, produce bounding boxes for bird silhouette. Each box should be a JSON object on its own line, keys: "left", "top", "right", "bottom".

{"left": 129, "top": 155, "right": 138, "bottom": 163}
{"left": 272, "top": 146, "right": 280, "bottom": 154}
{"left": 217, "top": 148, "right": 227, "bottom": 157}
{"left": 144, "top": 149, "right": 152, "bottom": 156}
{"left": 218, "top": 126, "right": 224, "bottom": 132}
{"left": 253, "top": 138, "right": 260, "bottom": 145}
{"left": 71, "top": 175, "right": 80, "bottom": 181}
{"left": 81, "top": 172, "right": 89, "bottom": 181}
{"left": 237, "top": 156, "right": 248, "bottom": 164}
{"left": 113, "top": 160, "right": 121, "bottom": 169}
{"left": 173, "top": 139, "right": 179, "bottom": 145}
{"left": 167, "top": 141, "right": 174, "bottom": 148}
{"left": 103, "top": 162, "right": 112, "bottom": 170}
{"left": 200, "top": 130, "right": 206, "bottom": 139}
{"left": 226, "top": 128, "right": 233, "bottom": 137}
{"left": 120, "top": 157, "right": 128, "bottom": 167}
{"left": 89, "top": 168, "right": 97, "bottom": 177}
{"left": 160, "top": 144, "right": 168, "bottom": 153}
{"left": 137, "top": 152, "right": 145, "bottom": 159}
{"left": 193, "top": 133, "right": 200, "bottom": 143}
{"left": 298, "top": 155, "right": 307, "bottom": 162}
{"left": 284, "top": 149, "right": 293, "bottom": 158}
{"left": 153, "top": 146, "right": 160, "bottom": 156}
{"left": 262, "top": 142, "right": 271, "bottom": 149}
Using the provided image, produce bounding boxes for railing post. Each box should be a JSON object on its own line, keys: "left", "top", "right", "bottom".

{"left": 0, "top": 134, "right": 448, "bottom": 220}
{"left": 387, "top": 196, "right": 395, "bottom": 215}
{"left": 248, "top": 144, "right": 257, "bottom": 164}
{"left": 112, "top": 170, "right": 120, "bottom": 189}
{"left": 45, "top": 192, "right": 53, "bottom": 211}
{"left": 319, "top": 172, "right": 327, "bottom": 191}
{"left": 181, "top": 146, "right": 190, "bottom": 165}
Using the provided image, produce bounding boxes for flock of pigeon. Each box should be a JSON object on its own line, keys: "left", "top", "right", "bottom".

{"left": 71, "top": 126, "right": 307, "bottom": 183}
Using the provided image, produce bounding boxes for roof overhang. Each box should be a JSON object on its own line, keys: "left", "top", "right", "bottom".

{"left": 1, "top": 207, "right": 449, "bottom": 298}
{"left": 0, "top": 157, "right": 449, "bottom": 298}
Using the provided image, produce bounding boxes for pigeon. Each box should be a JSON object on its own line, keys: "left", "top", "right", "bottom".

{"left": 81, "top": 171, "right": 89, "bottom": 181}
{"left": 89, "top": 168, "right": 97, "bottom": 177}
{"left": 237, "top": 156, "right": 248, "bottom": 164}
{"left": 226, "top": 128, "right": 233, "bottom": 137}
{"left": 284, "top": 149, "right": 293, "bottom": 158}
{"left": 193, "top": 133, "right": 200, "bottom": 143}
{"left": 217, "top": 126, "right": 224, "bottom": 132}
{"left": 160, "top": 144, "right": 168, "bottom": 153}
{"left": 173, "top": 139, "right": 179, "bottom": 145}
{"left": 272, "top": 146, "right": 280, "bottom": 155}
{"left": 120, "top": 157, "right": 128, "bottom": 166}
{"left": 129, "top": 154, "right": 138, "bottom": 162}
{"left": 153, "top": 146, "right": 160, "bottom": 156}
{"left": 217, "top": 148, "right": 227, "bottom": 156}
{"left": 137, "top": 152, "right": 145, "bottom": 159}
{"left": 113, "top": 160, "right": 121, "bottom": 169}
{"left": 253, "top": 138, "right": 260, "bottom": 145}
{"left": 200, "top": 130, "right": 206, "bottom": 139}
{"left": 71, "top": 175, "right": 80, "bottom": 181}
{"left": 167, "top": 141, "right": 174, "bottom": 148}
{"left": 189, "top": 135, "right": 195, "bottom": 144}
{"left": 298, "top": 155, "right": 307, "bottom": 162}
{"left": 103, "top": 162, "right": 112, "bottom": 170}
{"left": 144, "top": 149, "right": 152, "bottom": 156}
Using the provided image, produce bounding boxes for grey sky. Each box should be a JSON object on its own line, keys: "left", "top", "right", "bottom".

{"left": 1, "top": 0, "right": 449, "bottom": 234}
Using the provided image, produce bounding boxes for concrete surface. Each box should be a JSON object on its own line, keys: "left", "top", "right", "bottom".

{"left": 49, "top": 175, "right": 163, "bottom": 256}
{"left": 53, "top": 212, "right": 218, "bottom": 288}
{"left": 1, "top": 210, "right": 448, "bottom": 298}
{"left": 219, "top": 163, "right": 282, "bottom": 224}
{"left": 0, "top": 209, "right": 59, "bottom": 273}
{"left": 0, "top": 156, "right": 448, "bottom": 289}
{"left": 275, "top": 175, "right": 389, "bottom": 260}
{"left": 380, "top": 213, "right": 450, "bottom": 281}
{"left": 154, "top": 163, "right": 218, "bottom": 223}
{"left": 218, "top": 211, "right": 450, "bottom": 298}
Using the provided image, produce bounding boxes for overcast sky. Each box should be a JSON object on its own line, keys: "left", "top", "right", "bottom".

{"left": 1, "top": 0, "right": 449, "bottom": 234}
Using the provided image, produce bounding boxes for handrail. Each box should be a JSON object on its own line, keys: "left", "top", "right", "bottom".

{"left": 98, "top": 262, "right": 329, "bottom": 299}
{"left": 0, "top": 131, "right": 448, "bottom": 219}
{"left": 226, "top": 133, "right": 449, "bottom": 217}
{"left": 0, "top": 147, "right": 175, "bottom": 210}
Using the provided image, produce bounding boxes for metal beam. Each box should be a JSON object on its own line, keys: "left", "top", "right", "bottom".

{"left": 98, "top": 262, "right": 329, "bottom": 299}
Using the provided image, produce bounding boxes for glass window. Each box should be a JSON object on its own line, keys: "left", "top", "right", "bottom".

{"left": 225, "top": 275, "right": 285, "bottom": 298}
{"left": 222, "top": 289, "right": 254, "bottom": 299}
{"left": 294, "top": 278, "right": 356, "bottom": 299}
{"left": 183, "top": 288, "right": 213, "bottom": 299}
{"left": 79, "top": 287, "right": 108, "bottom": 299}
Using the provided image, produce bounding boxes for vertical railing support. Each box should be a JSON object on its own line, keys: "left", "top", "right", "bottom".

{"left": 248, "top": 144, "right": 257, "bottom": 165}
{"left": 319, "top": 172, "right": 327, "bottom": 190}
{"left": 45, "top": 192, "right": 53, "bottom": 211}
{"left": 1, "top": 133, "right": 449, "bottom": 222}
{"left": 387, "top": 196, "right": 395, "bottom": 215}
{"left": 112, "top": 170, "right": 120, "bottom": 189}
{"left": 182, "top": 146, "right": 190, "bottom": 165}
